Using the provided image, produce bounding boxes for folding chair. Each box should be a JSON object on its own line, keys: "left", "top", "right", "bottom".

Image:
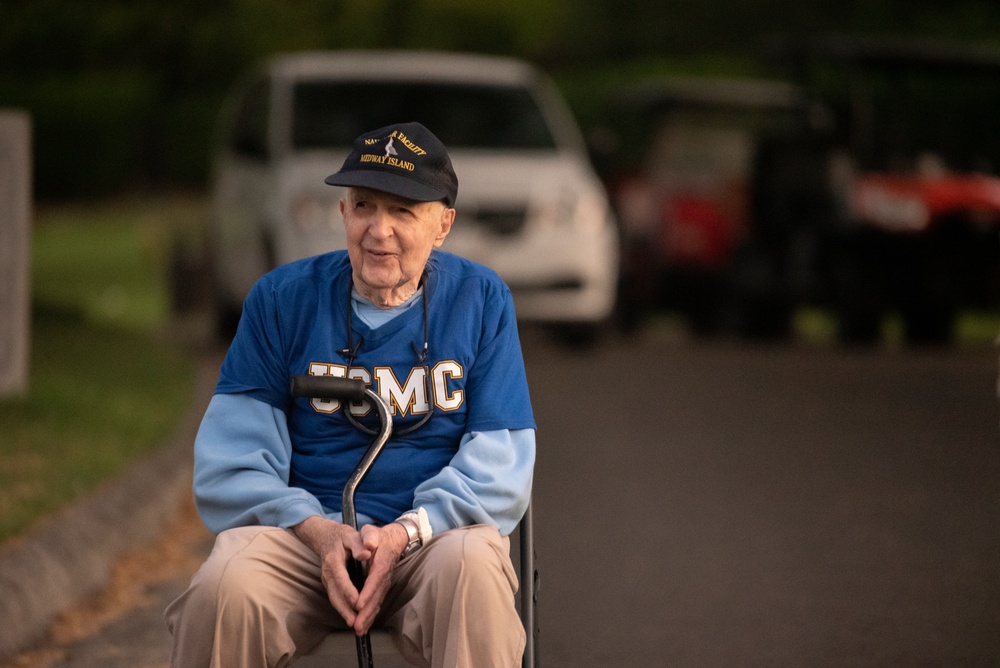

{"left": 290, "top": 375, "right": 539, "bottom": 667}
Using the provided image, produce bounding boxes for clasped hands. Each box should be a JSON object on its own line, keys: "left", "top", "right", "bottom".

{"left": 293, "top": 515, "right": 409, "bottom": 635}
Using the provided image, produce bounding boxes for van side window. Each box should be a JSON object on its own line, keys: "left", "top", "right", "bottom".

{"left": 229, "top": 77, "right": 270, "bottom": 160}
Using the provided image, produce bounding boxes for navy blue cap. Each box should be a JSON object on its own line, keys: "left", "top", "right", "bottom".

{"left": 324, "top": 122, "right": 459, "bottom": 206}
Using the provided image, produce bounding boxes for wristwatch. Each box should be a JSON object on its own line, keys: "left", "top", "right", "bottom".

{"left": 396, "top": 515, "right": 421, "bottom": 558}
{"left": 395, "top": 507, "right": 432, "bottom": 559}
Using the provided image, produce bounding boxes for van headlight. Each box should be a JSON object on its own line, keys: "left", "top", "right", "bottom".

{"left": 573, "top": 188, "right": 611, "bottom": 232}
{"left": 535, "top": 188, "right": 608, "bottom": 231}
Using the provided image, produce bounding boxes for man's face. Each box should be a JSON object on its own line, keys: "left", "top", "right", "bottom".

{"left": 340, "top": 188, "right": 455, "bottom": 305}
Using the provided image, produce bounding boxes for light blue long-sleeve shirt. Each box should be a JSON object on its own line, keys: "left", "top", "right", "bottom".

{"left": 193, "top": 392, "right": 535, "bottom": 537}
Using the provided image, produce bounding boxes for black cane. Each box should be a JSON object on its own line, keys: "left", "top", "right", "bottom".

{"left": 291, "top": 375, "right": 393, "bottom": 668}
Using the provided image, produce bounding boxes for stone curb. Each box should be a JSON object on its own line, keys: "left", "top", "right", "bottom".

{"left": 0, "top": 354, "right": 216, "bottom": 661}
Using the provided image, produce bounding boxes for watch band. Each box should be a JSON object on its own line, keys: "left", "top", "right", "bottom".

{"left": 396, "top": 515, "right": 421, "bottom": 558}
{"left": 395, "top": 507, "right": 433, "bottom": 559}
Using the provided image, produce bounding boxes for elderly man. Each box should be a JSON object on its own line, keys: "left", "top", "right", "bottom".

{"left": 166, "top": 122, "right": 535, "bottom": 668}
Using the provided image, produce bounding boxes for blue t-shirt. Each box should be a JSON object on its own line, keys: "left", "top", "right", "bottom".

{"left": 216, "top": 249, "right": 535, "bottom": 524}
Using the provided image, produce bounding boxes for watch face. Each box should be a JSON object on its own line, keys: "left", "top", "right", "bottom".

{"left": 402, "top": 537, "right": 420, "bottom": 558}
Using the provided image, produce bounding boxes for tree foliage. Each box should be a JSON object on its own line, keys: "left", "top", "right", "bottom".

{"left": 2, "top": 0, "right": 999, "bottom": 199}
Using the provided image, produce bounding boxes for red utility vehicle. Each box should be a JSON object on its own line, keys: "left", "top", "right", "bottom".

{"left": 795, "top": 37, "right": 1000, "bottom": 343}
{"left": 599, "top": 39, "right": 1000, "bottom": 344}
{"left": 601, "top": 76, "right": 829, "bottom": 337}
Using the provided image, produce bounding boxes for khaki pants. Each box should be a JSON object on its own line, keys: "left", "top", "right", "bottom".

{"left": 164, "top": 524, "right": 524, "bottom": 668}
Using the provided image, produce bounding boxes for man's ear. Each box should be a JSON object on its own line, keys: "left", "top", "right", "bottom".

{"left": 434, "top": 207, "right": 456, "bottom": 247}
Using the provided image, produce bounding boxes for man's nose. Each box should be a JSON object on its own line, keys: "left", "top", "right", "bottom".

{"left": 367, "top": 208, "right": 394, "bottom": 238}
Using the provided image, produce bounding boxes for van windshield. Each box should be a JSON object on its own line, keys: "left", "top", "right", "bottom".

{"left": 292, "top": 81, "right": 558, "bottom": 150}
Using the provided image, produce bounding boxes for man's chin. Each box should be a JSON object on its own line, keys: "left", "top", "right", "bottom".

{"left": 358, "top": 273, "right": 400, "bottom": 292}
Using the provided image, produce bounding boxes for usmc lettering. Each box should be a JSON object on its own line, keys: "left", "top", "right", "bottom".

{"left": 306, "top": 361, "right": 465, "bottom": 416}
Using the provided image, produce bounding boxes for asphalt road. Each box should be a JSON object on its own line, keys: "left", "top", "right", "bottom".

{"left": 17, "top": 328, "right": 1000, "bottom": 667}
{"left": 523, "top": 329, "right": 1000, "bottom": 667}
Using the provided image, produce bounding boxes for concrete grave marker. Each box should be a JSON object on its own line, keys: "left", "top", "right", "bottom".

{"left": 0, "top": 111, "right": 31, "bottom": 396}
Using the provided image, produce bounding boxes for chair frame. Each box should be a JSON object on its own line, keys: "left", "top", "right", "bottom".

{"left": 517, "top": 501, "right": 538, "bottom": 668}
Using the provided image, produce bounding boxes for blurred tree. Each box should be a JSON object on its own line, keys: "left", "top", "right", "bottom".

{"left": 2, "top": 0, "right": 1000, "bottom": 198}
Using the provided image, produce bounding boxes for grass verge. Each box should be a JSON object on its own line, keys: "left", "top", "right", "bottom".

{"left": 0, "top": 196, "right": 202, "bottom": 543}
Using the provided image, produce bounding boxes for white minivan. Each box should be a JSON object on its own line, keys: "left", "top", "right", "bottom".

{"left": 208, "top": 50, "right": 619, "bottom": 337}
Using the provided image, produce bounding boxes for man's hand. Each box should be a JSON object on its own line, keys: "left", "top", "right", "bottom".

{"left": 352, "top": 522, "right": 409, "bottom": 634}
{"left": 292, "top": 516, "right": 367, "bottom": 627}
{"left": 292, "top": 516, "right": 409, "bottom": 635}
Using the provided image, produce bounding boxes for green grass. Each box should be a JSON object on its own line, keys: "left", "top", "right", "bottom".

{"left": 31, "top": 196, "right": 204, "bottom": 330}
{"left": 794, "top": 307, "right": 1000, "bottom": 348}
{"left": 645, "top": 307, "right": 999, "bottom": 347}
{"left": 0, "top": 196, "right": 202, "bottom": 542}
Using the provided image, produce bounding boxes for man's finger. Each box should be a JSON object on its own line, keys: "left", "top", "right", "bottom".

{"left": 322, "top": 557, "right": 361, "bottom": 625}
{"left": 354, "top": 524, "right": 380, "bottom": 561}
{"left": 356, "top": 557, "right": 388, "bottom": 610}
{"left": 354, "top": 547, "right": 396, "bottom": 633}
{"left": 354, "top": 566, "right": 391, "bottom": 635}
{"left": 354, "top": 600, "right": 382, "bottom": 636}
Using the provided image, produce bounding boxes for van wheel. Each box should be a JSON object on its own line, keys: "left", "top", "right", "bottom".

{"left": 168, "top": 236, "right": 210, "bottom": 315}
{"left": 547, "top": 323, "right": 602, "bottom": 348}
{"left": 211, "top": 294, "right": 242, "bottom": 346}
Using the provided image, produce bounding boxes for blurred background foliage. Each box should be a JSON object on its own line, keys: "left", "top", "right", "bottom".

{"left": 4, "top": 0, "right": 1000, "bottom": 200}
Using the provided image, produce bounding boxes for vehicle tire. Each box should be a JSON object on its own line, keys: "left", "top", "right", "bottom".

{"left": 835, "top": 265, "right": 882, "bottom": 345}
{"left": 726, "top": 242, "right": 792, "bottom": 341}
{"left": 902, "top": 304, "right": 954, "bottom": 346}
{"left": 203, "top": 244, "right": 242, "bottom": 346}
{"left": 675, "top": 270, "right": 724, "bottom": 338}
{"left": 615, "top": 283, "right": 650, "bottom": 335}
{"left": 615, "top": 240, "right": 659, "bottom": 334}
{"left": 739, "top": 296, "right": 793, "bottom": 341}
{"left": 836, "top": 304, "right": 881, "bottom": 345}
{"left": 687, "top": 301, "right": 721, "bottom": 338}
{"left": 211, "top": 294, "right": 243, "bottom": 346}
{"left": 831, "top": 231, "right": 883, "bottom": 345}
{"left": 167, "top": 235, "right": 210, "bottom": 315}
{"left": 901, "top": 235, "right": 957, "bottom": 345}
{"left": 547, "top": 322, "right": 603, "bottom": 348}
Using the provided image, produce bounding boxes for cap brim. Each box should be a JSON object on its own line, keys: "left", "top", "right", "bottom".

{"left": 325, "top": 170, "right": 450, "bottom": 204}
